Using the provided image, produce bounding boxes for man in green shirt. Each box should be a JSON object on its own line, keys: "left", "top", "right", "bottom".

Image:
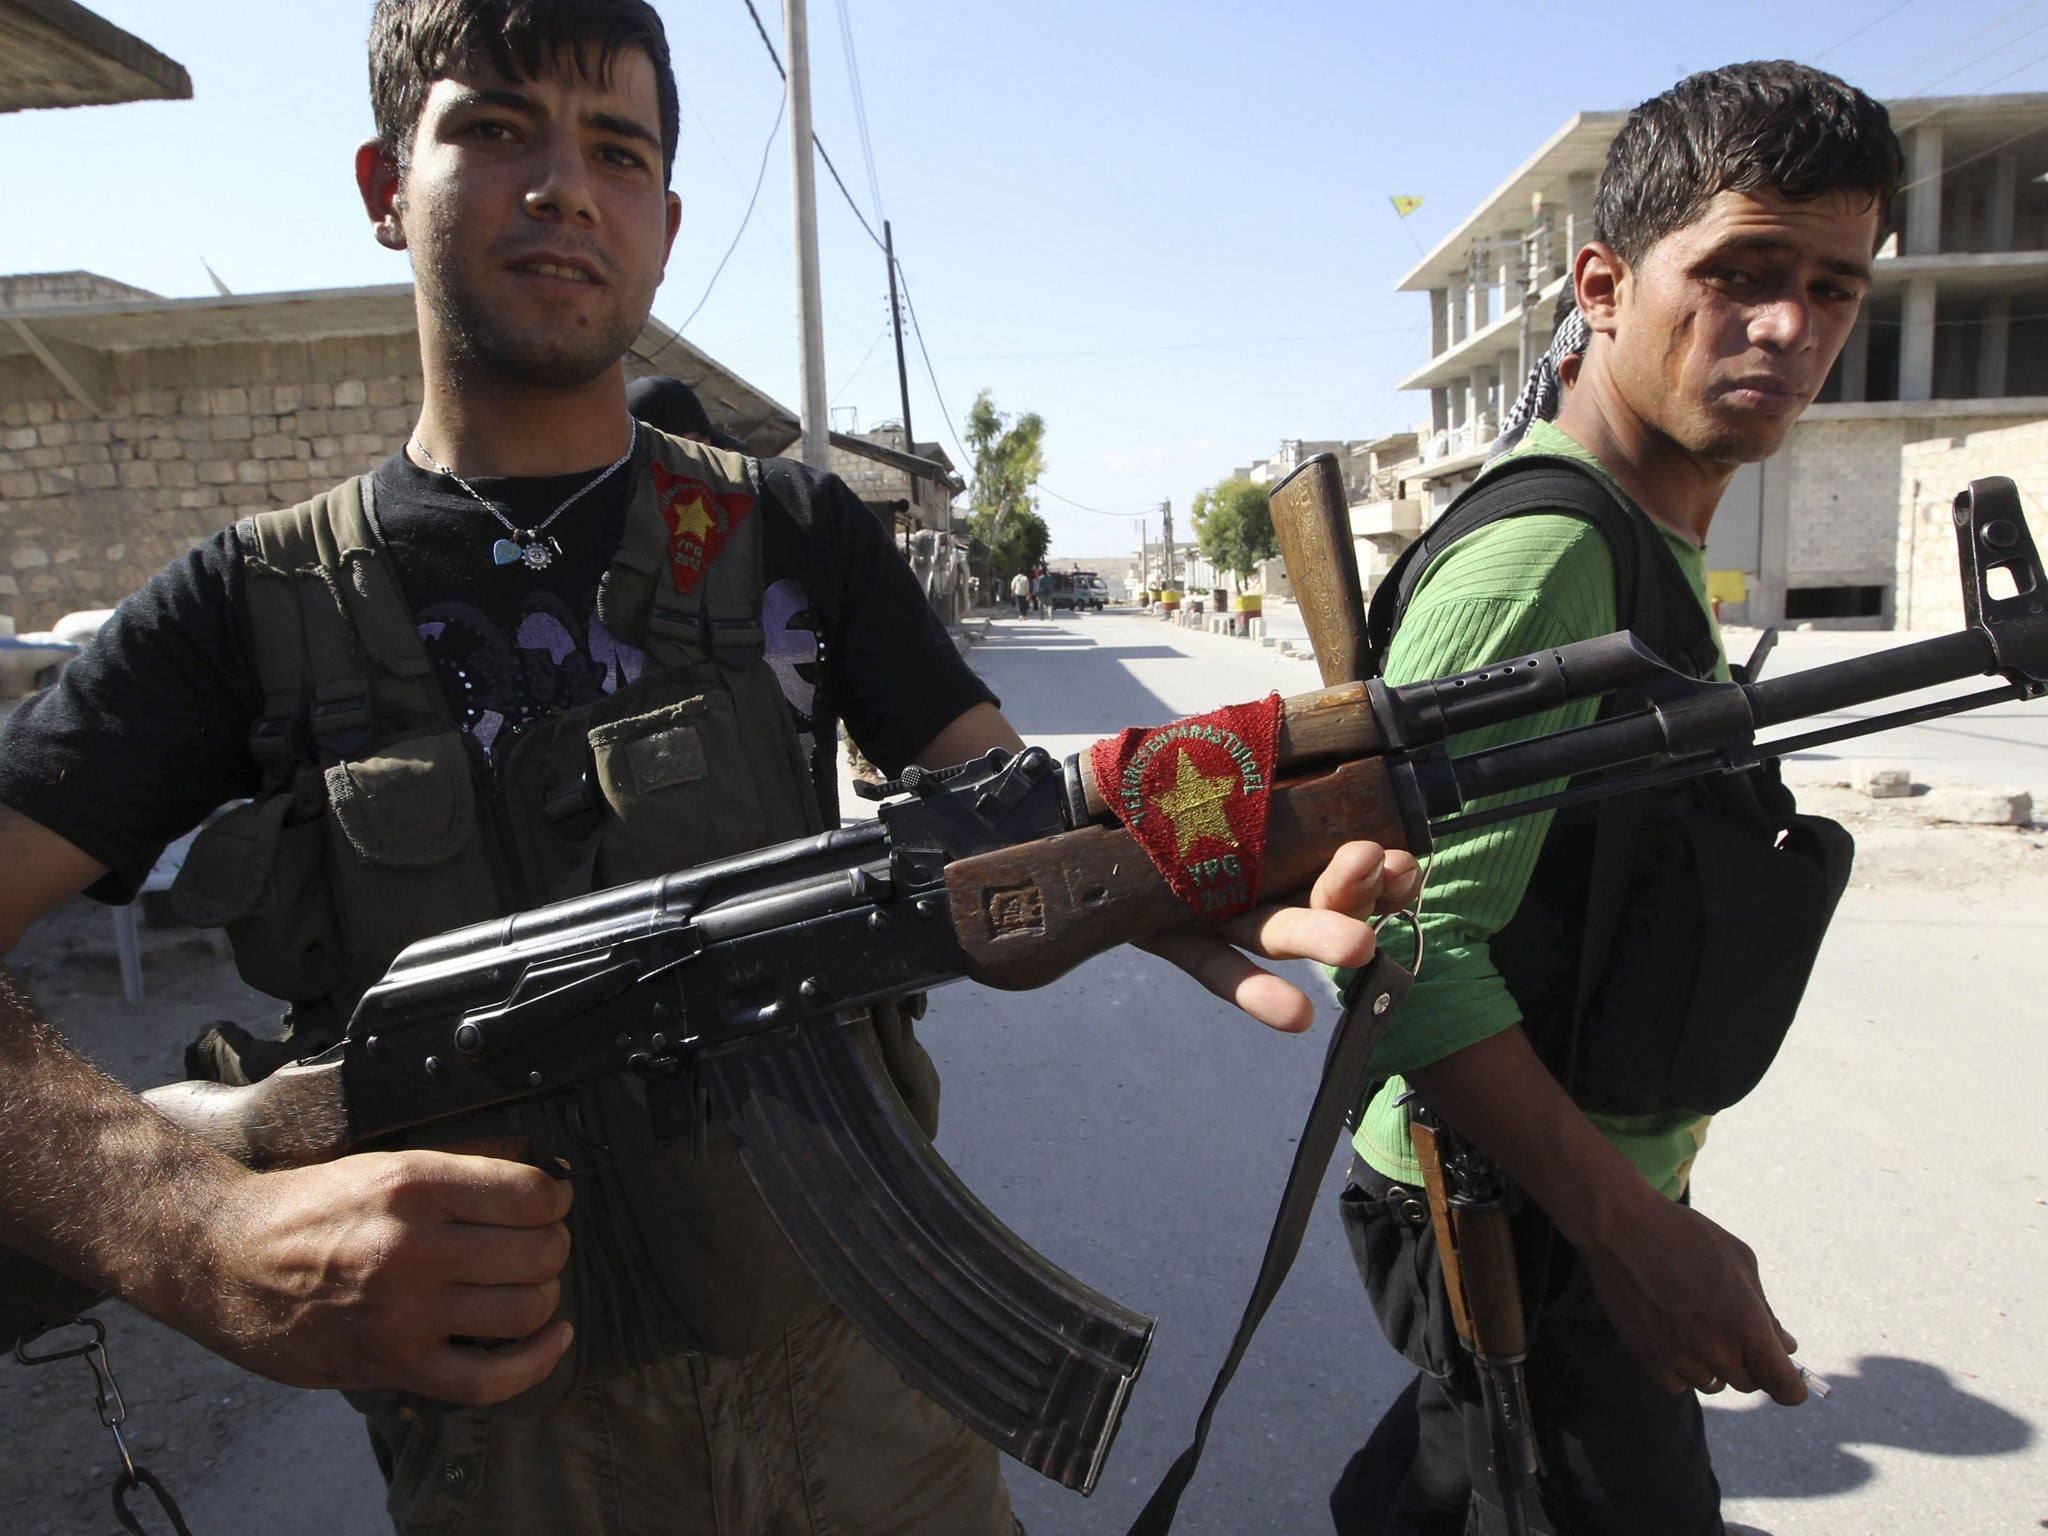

{"left": 1332, "top": 62, "right": 1902, "bottom": 1534}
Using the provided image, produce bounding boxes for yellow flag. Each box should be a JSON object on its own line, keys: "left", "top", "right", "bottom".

{"left": 1390, "top": 195, "right": 1424, "bottom": 218}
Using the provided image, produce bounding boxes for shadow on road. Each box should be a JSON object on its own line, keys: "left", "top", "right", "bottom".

{"left": 970, "top": 628, "right": 1194, "bottom": 737}
{"left": 1705, "top": 1354, "right": 2033, "bottom": 1498}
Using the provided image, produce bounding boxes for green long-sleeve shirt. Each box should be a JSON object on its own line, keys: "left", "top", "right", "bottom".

{"left": 1353, "top": 422, "right": 1725, "bottom": 1200}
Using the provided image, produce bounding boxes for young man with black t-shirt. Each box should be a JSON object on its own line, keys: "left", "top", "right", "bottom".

{"left": 17, "top": 417, "right": 961, "bottom": 871}
{"left": 0, "top": 3, "right": 1415, "bottom": 1529}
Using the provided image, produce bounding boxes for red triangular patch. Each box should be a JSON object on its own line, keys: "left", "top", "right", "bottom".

{"left": 653, "top": 461, "right": 756, "bottom": 595}
{"left": 1089, "top": 694, "right": 1284, "bottom": 920}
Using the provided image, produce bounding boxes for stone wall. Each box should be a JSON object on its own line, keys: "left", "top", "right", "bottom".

{"left": 1772, "top": 408, "right": 2048, "bottom": 627}
{"left": 0, "top": 333, "right": 422, "bottom": 630}
{"left": 825, "top": 427, "right": 955, "bottom": 533}
{"left": 0, "top": 271, "right": 156, "bottom": 309}
{"left": 1782, "top": 418, "right": 1906, "bottom": 586}
{"left": 1895, "top": 418, "right": 2048, "bottom": 632}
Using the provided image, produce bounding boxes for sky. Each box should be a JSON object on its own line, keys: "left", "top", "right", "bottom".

{"left": 9, "top": 0, "right": 2048, "bottom": 560}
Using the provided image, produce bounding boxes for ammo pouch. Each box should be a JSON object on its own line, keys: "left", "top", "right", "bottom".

{"left": 1490, "top": 762, "right": 1853, "bottom": 1115}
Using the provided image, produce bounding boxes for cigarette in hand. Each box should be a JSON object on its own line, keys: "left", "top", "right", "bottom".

{"left": 1791, "top": 1357, "right": 1833, "bottom": 1399}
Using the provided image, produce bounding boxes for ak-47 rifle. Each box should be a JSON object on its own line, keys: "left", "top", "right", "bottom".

{"left": 5, "top": 473, "right": 2046, "bottom": 1507}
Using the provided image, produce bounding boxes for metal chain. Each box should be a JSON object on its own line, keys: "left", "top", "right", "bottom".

{"left": 15, "top": 1316, "right": 195, "bottom": 1536}
{"left": 410, "top": 419, "right": 639, "bottom": 571}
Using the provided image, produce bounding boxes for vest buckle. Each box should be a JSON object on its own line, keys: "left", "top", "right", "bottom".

{"left": 707, "top": 616, "right": 763, "bottom": 669}
{"left": 311, "top": 684, "right": 374, "bottom": 757}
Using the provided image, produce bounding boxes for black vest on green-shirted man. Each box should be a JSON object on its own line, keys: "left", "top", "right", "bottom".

{"left": 1365, "top": 455, "right": 1855, "bottom": 1118}
{"left": 168, "top": 429, "right": 940, "bottom": 1374}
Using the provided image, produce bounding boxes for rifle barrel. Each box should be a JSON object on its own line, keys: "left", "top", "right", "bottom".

{"left": 1745, "top": 628, "right": 2001, "bottom": 728}
{"left": 1417, "top": 626, "right": 2013, "bottom": 818}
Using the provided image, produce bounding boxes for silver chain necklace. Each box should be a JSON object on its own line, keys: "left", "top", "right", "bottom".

{"left": 410, "top": 422, "right": 639, "bottom": 570}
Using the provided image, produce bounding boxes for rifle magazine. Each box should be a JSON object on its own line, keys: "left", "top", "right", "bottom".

{"left": 702, "top": 1015, "right": 1153, "bottom": 1494}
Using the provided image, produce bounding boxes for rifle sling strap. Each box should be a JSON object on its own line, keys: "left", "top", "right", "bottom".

{"left": 1125, "top": 951, "right": 1415, "bottom": 1536}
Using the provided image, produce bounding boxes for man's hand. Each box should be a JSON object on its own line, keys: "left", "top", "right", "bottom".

{"left": 908, "top": 708, "right": 1426, "bottom": 1033}
{"left": 1141, "top": 840, "right": 1422, "bottom": 1031}
{"left": 1579, "top": 1186, "right": 1806, "bottom": 1405}
{"left": 1410, "top": 1027, "right": 1807, "bottom": 1405}
{"left": 190, "top": 1144, "right": 574, "bottom": 1405}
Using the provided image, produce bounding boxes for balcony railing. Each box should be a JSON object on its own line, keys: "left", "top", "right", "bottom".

{"left": 1419, "top": 417, "right": 1495, "bottom": 464}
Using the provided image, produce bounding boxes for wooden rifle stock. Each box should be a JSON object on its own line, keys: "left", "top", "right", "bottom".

{"left": 139, "top": 1062, "right": 351, "bottom": 1170}
{"left": 1409, "top": 1112, "right": 1527, "bottom": 1362}
{"left": 1269, "top": 452, "right": 1371, "bottom": 688}
{"left": 1411, "top": 1108, "right": 1542, "bottom": 1533}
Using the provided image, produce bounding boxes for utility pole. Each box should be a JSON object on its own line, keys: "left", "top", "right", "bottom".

{"left": 1138, "top": 516, "right": 1147, "bottom": 595}
{"left": 1159, "top": 499, "right": 1175, "bottom": 588}
{"left": 785, "top": 0, "right": 829, "bottom": 469}
{"left": 884, "top": 220, "right": 915, "bottom": 455}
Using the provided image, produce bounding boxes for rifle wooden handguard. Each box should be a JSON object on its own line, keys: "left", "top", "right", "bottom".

{"left": 952, "top": 756, "right": 1411, "bottom": 991}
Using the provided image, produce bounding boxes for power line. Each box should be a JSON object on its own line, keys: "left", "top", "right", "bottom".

{"left": 892, "top": 259, "right": 971, "bottom": 465}
{"left": 676, "top": 93, "right": 785, "bottom": 334}
{"left": 734, "top": 0, "right": 960, "bottom": 465}
{"left": 1881, "top": 0, "right": 2043, "bottom": 93}
{"left": 738, "top": 0, "right": 887, "bottom": 251}
{"left": 676, "top": 89, "right": 752, "bottom": 195}
{"left": 829, "top": 323, "right": 894, "bottom": 405}
{"left": 1038, "top": 483, "right": 1154, "bottom": 518}
{"left": 1812, "top": 0, "right": 1917, "bottom": 64}
{"left": 1976, "top": 41, "right": 2048, "bottom": 91}
{"left": 946, "top": 323, "right": 1427, "bottom": 364}
{"left": 690, "top": 295, "right": 891, "bottom": 360}
{"left": 832, "top": 0, "right": 885, "bottom": 229}
{"left": 1898, "top": 13, "right": 2048, "bottom": 100}
{"left": 1897, "top": 117, "right": 2048, "bottom": 193}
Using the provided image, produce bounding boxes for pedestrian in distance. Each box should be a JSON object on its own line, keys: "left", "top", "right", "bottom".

{"left": 1010, "top": 566, "right": 1031, "bottom": 617}
{"left": 0, "top": 7, "right": 1419, "bottom": 1531}
{"left": 1036, "top": 565, "right": 1058, "bottom": 620}
{"left": 1329, "top": 60, "right": 1900, "bottom": 1536}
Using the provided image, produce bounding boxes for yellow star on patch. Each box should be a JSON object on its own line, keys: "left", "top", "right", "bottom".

{"left": 670, "top": 490, "right": 717, "bottom": 542}
{"left": 1152, "top": 749, "right": 1239, "bottom": 859}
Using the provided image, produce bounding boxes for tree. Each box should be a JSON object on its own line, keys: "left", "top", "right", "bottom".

{"left": 962, "top": 389, "right": 1049, "bottom": 584}
{"left": 981, "top": 506, "right": 1050, "bottom": 579}
{"left": 1190, "top": 475, "right": 1279, "bottom": 590}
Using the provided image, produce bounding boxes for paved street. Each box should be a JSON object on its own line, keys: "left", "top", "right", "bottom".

{"left": 938, "top": 608, "right": 2048, "bottom": 1534}
{"left": 13, "top": 605, "right": 2045, "bottom": 1534}
{"left": 1736, "top": 625, "right": 2048, "bottom": 804}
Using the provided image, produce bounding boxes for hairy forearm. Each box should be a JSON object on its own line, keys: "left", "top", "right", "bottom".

{"left": 1406, "top": 1025, "right": 1657, "bottom": 1253}
{"left": 0, "top": 964, "right": 240, "bottom": 1321}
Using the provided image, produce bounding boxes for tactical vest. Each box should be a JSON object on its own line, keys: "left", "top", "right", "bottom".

{"left": 1369, "top": 455, "right": 1854, "bottom": 1116}
{"left": 170, "top": 429, "right": 940, "bottom": 1374}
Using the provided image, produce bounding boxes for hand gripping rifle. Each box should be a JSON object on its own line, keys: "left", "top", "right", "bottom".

{"left": 6, "top": 473, "right": 2048, "bottom": 1510}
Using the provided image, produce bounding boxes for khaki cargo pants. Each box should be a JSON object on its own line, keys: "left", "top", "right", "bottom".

{"left": 359, "top": 1304, "right": 1018, "bottom": 1535}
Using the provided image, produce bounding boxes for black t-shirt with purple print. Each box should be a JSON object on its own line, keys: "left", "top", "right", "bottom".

{"left": 0, "top": 436, "right": 993, "bottom": 901}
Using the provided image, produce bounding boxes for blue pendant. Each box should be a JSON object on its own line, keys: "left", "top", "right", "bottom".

{"left": 492, "top": 538, "right": 523, "bottom": 566}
